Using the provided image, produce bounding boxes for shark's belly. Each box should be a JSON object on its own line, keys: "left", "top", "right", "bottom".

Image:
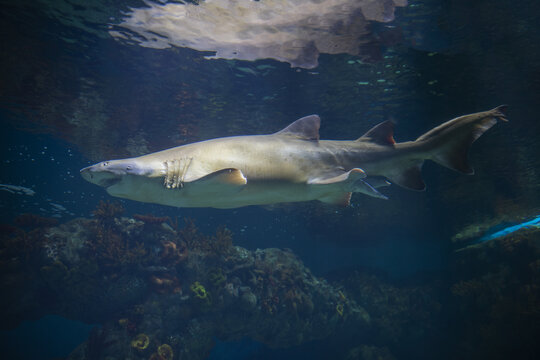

{"left": 108, "top": 176, "right": 335, "bottom": 209}
{"left": 159, "top": 181, "right": 331, "bottom": 208}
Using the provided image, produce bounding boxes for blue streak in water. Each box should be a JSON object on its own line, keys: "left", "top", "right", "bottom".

{"left": 479, "top": 215, "right": 540, "bottom": 242}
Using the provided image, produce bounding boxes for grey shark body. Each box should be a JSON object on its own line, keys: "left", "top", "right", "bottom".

{"left": 80, "top": 106, "right": 508, "bottom": 208}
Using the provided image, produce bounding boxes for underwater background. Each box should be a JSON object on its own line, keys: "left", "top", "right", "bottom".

{"left": 1, "top": 0, "right": 539, "bottom": 359}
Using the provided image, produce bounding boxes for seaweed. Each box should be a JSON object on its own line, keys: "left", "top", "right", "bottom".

{"left": 92, "top": 200, "right": 124, "bottom": 224}
{"left": 87, "top": 224, "right": 147, "bottom": 270}
{"left": 179, "top": 219, "right": 233, "bottom": 257}
{"left": 86, "top": 201, "right": 146, "bottom": 270}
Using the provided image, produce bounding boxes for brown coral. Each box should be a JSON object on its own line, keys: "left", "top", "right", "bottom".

{"left": 210, "top": 226, "right": 233, "bottom": 254}
{"left": 150, "top": 274, "right": 182, "bottom": 294}
{"left": 87, "top": 222, "right": 147, "bottom": 269}
{"left": 92, "top": 200, "right": 124, "bottom": 223}
{"left": 161, "top": 240, "right": 188, "bottom": 265}
{"left": 178, "top": 218, "right": 205, "bottom": 247}
{"left": 133, "top": 214, "right": 171, "bottom": 225}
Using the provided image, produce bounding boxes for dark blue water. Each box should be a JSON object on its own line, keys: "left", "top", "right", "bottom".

{"left": 1, "top": 1, "right": 540, "bottom": 359}
{"left": 0, "top": 316, "right": 96, "bottom": 360}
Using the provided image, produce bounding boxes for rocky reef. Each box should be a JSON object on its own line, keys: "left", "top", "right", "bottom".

{"left": 0, "top": 202, "right": 370, "bottom": 359}
{"left": 448, "top": 226, "right": 540, "bottom": 359}
{"left": 1, "top": 202, "right": 539, "bottom": 359}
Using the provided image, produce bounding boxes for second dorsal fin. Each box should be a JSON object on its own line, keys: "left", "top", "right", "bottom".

{"left": 274, "top": 115, "right": 320, "bottom": 141}
{"left": 357, "top": 120, "right": 396, "bottom": 145}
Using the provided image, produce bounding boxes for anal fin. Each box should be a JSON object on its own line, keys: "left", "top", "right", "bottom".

{"left": 313, "top": 168, "right": 389, "bottom": 203}
{"left": 351, "top": 179, "right": 389, "bottom": 199}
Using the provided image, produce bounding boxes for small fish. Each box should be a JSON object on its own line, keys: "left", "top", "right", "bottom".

{"left": 0, "top": 184, "right": 36, "bottom": 196}
{"left": 81, "top": 106, "right": 508, "bottom": 209}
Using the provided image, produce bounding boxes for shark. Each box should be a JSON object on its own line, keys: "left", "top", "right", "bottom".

{"left": 80, "top": 106, "right": 508, "bottom": 209}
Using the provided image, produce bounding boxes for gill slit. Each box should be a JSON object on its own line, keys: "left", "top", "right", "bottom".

{"left": 164, "top": 157, "right": 193, "bottom": 189}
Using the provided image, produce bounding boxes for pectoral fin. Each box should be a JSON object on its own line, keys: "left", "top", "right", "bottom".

{"left": 199, "top": 168, "right": 247, "bottom": 186}
{"left": 177, "top": 168, "right": 247, "bottom": 196}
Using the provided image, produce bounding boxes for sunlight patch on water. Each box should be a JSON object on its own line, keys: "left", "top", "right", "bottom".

{"left": 110, "top": 0, "right": 407, "bottom": 68}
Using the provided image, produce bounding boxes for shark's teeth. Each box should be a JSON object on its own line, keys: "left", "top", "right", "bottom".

{"left": 164, "top": 158, "right": 193, "bottom": 189}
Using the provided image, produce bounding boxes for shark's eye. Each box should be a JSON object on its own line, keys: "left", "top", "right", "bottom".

{"left": 102, "top": 162, "right": 109, "bottom": 167}
{"left": 126, "top": 165, "right": 132, "bottom": 171}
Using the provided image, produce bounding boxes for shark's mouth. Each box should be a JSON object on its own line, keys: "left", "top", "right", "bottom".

{"left": 99, "top": 177, "right": 121, "bottom": 188}
{"left": 81, "top": 166, "right": 123, "bottom": 188}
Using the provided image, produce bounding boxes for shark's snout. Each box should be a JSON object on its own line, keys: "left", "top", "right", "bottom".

{"left": 79, "top": 165, "right": 96, "bottom": 182}
{"left": 80, "top": 159, "right": 152, "bottom": 187}
{"left": 80, "top": 164, "right": 122, "bottom": 187}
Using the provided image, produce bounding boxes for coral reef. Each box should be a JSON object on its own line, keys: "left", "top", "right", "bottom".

{"left": 86, "top": 201, "right": 149, "bottom": 270}
{"left": 2, "top": 203, "right": 539, "bottom": 359}
{"left": 87, "top": 219, "right": 147, "bottom": 270}
{"left": 448, "top": 227, "right": 540, "bottom": 359}
{"left": 157, "top": 343, "right": 173, "bottom": 360}
{"left": 92, "top": 200, "right": 124, "bottom": 224}
{"left": 335, "top": 270, "right": 442, "bottom": 356}
{"left": 130, "top": 333, "right": 150, "bottom": 350}
{"left": 160, "top": 240, "right": 188, "bottom": 265}
{"left": 133, "top": 214, "right": 171, "bottom": 225}
{"left": 190, "top": 281, "right": 209, "bottom": 301}
{"left": 150, "top": 274, "right": 181, "bottom": 295}
{"left": 0, "top": 210, "right": 370, "bottom": 360}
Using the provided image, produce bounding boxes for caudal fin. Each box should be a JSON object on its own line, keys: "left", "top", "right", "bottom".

{"left": 416, "top": 105, "right": 508, "bottom": 175}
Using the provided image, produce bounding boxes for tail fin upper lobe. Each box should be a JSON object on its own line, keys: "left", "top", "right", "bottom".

{"left": 416, "top": 105, "right": 508, "bottom": 175}
{"left": 381, "top": 106, "right": 508, "bottom": 191}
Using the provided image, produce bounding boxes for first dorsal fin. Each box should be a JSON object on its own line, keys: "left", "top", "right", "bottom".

{"left": 274, "top": 115, "right": 320, "bottom": 140}
{"left": 357, "top": 120, "right": 396, "bottom": 145}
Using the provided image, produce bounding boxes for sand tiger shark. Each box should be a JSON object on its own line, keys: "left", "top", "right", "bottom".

{"left": 80, "top": 106, "right": 507, "bottom": 209}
